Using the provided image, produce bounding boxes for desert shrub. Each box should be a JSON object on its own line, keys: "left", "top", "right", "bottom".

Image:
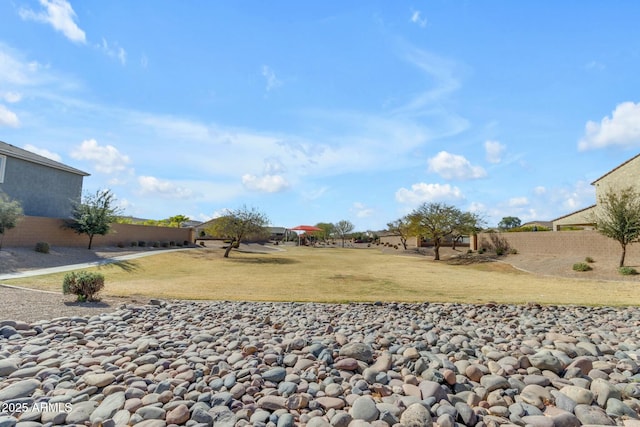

{"left": 509, "top": 248, "right": 518, "bottom": 255}
{"left": 161, "top": 241, "right": 169, "bottom": 248}
{"left": 116, "top": 242, "right": 125, "bottom": 248}
{"left": 34, "top": 242, "right": 50, "bottom": 254}
{"left": 138, "top": 241, "right": 146, "bottom": 247}
{"left": 169, "top": 241, "right": 176, "bottom": 247}
{"left": 585, "top": 256, "right": 595, "bottom": 263}
{"left": 130, "top": 241, "right": 138, "bottom": 247}
{"left": 62, "top": 271, "right": 105, "bottom": 302}
{"left": 572, "top": 262, "right": 592, "bottom": 272}
{"left": 152, "top": 241, "right": 160, "bottom": 248}
{"left": 478, "top": 247, "right": 486, "bottom": 254}
{"left": 618, "top": 266, "right": 638, "bottom": 275}
{"left": 489, "top": 233, "right": 510, "bottom": 256}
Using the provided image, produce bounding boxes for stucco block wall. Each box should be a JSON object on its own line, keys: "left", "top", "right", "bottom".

{"left": 379, "top": 235, "right": 419, "bottom": 248}
{"left": 594, "top": 155, "right": 640, "bottom": 201}
{"left": 2, "top": 216, "right": 194, "bottom": 248}
{"left": 475, "top": 230, "right": 640, "bottom": 264}
{"left": 1, "top": 157, "right": 83, "bottom": 218}
{"left": 553, "top": 206, "right": 596, "bottom": 230}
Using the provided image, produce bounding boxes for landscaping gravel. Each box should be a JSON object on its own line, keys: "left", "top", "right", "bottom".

{"left": 0, "top": 300, "right": 639, "bottom": 426}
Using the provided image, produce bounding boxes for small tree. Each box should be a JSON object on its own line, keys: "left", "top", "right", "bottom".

{"left": 498, "top": 216, "right": 521, "bottom": 231}
{"left": 206, "top": 206, "right": 269, "bottom": 258}
{"left": 592, "top": 186, "right": 640, "bottom": 267}
{"left": 0, "top": 194, "right": 23, "bottom": 250}
{"left": 66, "top": 189, "right": 121, "bottom": 249}
{"left": 451, "top": 212, "right": 484, "bottom": 250}
{"left": 313, "top": 222, "right": 335, "bottom": 243}
{"left": 334, "top": 220, "right": 355, "bottom": 247}
{"left": 408, "top": 202, "right": 464, "bottom": 260}
{"left": 387, "top": 217, "right": 412, "bottom": 250}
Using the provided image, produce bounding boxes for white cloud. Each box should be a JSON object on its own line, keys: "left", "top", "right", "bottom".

{"left": 19, "top": 0, "right": 86, "bottom": 44}
{"left": 23, "top": 144, "right": 62, "bottom": 162}
{"left": 533, "top": 186, "right": 546, "bottom": 195}
{"left": 99, "top": 38, "right": 127, "bottom": 65}
{"left": 352, "top": 202, "right": 374, "bottom": 218}
{"left": 3, "top": 92, "right": 22, "bottom": 103}
{"left": 395, "top": 182, "right": 463, "bottom": 205}
{"left": 242, "top": 174, "right": 289, "bottom": 193}
{"left": 0, "top": 105, "right": 19, "bottom": 127}
{"left": 410, "top": 10, "right": 427, "bottom": 27}
{"left": 484, "top": 140, "right": 505, "bottom": 164}
{"left": 578, "top": 102, "right": 640, "bottom": 150}
{"left": 427, "top": 151, "right": 487, "bottom": 180}
{"left": 70, "top": 139, "right": 130, "bottom": 173}
{"left": 262, "top": 65, "right": 282, "bottom": 92}
{"left": 137, "top": 176, "right": 193, "bottom": 199}
{"left": 508, "top": 197, "right": 529, "bottom": 207}
{"left": 0, "top": 44, "right": 49, "bottom": 86}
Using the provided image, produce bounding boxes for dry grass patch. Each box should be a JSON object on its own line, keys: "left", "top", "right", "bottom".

{"left": 3, "top": 246, "right": 639, "bottom": 306}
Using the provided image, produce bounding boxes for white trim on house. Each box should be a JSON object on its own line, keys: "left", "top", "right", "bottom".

{"left": 0, "top": 154, "right": 6, "bottom": 183}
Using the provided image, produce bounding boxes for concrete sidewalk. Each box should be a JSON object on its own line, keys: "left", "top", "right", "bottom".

{"left": 0, "top": 248, "right": 194, "bottom": 281}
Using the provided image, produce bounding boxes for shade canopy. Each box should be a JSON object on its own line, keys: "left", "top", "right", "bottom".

{"left": 290, "top": 225, "right": 322, "bottom": 232}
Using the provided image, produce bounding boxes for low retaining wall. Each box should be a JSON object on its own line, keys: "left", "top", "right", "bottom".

{"left": 473, "top": 230, "right": 639, "bottom": 264}
{"left": 1, "top": 216, "right": 194, "bottom": 248}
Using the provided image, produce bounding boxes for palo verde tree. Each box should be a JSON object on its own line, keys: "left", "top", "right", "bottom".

{"left": 66, "top": 189, "right": 121, "bottom": 249}
{"left": 407, "top": 202, "right": 468, "bottom": 260}
{"left": 0, "top": 193, "right": 23, "bottom": 250}
{"left": 387, "top": 217, "right": 412, "bottom": 250}
{"left": 333, "top": 220, "right": 354, "bottom": 247}
{"left": 206, "top": 206, "right": 269, "bottom": 258}
{"left": 591, "top": 186, "right": 640, "bottom": 267}
{"left": 498, "top": 216, "right": 521, "bottom": 230}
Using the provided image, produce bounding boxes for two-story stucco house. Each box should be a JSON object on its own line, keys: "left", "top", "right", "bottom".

{"left": 552, "top": 153, "right": 640, "bottom": 230}
{"left": 0, "top": 141, "right": 89, "bottom": 218}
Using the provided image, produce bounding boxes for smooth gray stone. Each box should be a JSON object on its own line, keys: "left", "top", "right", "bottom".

{"left": 349, "top": 396, "right": 379, "bottom": 422}
{"left": 0, "top": 379, "right": 40, "bottom": 400}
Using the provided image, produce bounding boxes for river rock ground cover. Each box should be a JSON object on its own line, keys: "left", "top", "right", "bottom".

{"left": 0, "top": 300, "right": 639, "bottom": 426}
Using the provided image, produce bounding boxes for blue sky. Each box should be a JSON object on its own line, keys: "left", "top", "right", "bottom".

{"left": 1, "top": 1, "right": 640, "bottom": 231}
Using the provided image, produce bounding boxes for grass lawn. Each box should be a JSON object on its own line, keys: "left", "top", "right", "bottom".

{"left": 4, "top": 246, "right": 638, "bottom": 306}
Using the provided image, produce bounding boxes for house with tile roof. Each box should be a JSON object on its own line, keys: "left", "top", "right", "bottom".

{"left": 0, "top": 140, "right": 89, "bottom": 218}
{"left": 552, "top": 153, "right": 640, "bottom": 231}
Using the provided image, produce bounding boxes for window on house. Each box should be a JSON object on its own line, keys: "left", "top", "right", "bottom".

{"left": 0, "top": 155, "right": 5, "bottom": 183}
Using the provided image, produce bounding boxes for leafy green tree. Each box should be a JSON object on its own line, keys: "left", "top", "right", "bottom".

{"left": 451, "top": 212, "right": 484, "bottom": 250}
{"left": 66, "top": 189, "right": 121, "bottom": 249}
{"left": 333, "top": 220, "right": 354, "bottom": 247}
{"left": 592, "top": 186, "right": 640, "bottom": 267}
{"left": 387, "top": 217, "right": 412, "bottom": 250}
{"left": 498, "top": 216, "right": 521, "bottom": 230}
{"left": 167, "top": 215, "right": 190, "bottom": 227}
{"left": 206, "top": 206, "right": 269, "bottom": 258}
{"left": 0, "top": 194, "right": 23, "bottom": 250}
{"left": 314, "top": 222, "right": 335, "bottom": 242}
{"left": 408, "top": 202, "right": 465, "bottom": 260}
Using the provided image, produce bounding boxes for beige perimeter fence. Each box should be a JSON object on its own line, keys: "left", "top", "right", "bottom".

{"left": 1, "top": 216, "right": 194, "bottom": 248}
{"left": 473, "top": 230, "right": 640, "bottom": 265}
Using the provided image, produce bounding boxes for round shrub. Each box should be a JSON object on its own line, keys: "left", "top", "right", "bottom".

{"left": 618, "top": 266, "right": 638, "bottom": 275}
{"left": 62, "top": 271, "right": 105, "bottom": 302}
{"left": 34, "top": 242, "right": 50, "bottom": 254}
{"left": 130, "top": 241, "right": 138, "bottom": 247}
{"left": 572, "top": 262, "right": 592, "bottom": 272}
{"left": 585, "top": 256, "right": 595, "bottom": 263}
